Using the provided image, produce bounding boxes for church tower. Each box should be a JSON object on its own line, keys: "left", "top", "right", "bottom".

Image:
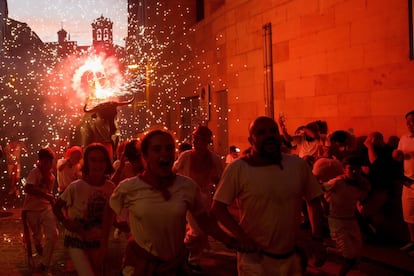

{"left": 57, "top": 27, "right": 67, "bottom": 44}
{"left": 92, "top": 15, "right": 113, "bottom": 48}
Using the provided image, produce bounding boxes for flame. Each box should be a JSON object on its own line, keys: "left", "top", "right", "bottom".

{"left": 72, "top": 54, "right": 127, "bottom": 106}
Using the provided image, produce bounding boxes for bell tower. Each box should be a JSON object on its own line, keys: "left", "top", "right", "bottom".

{"left": 92, "top": 15, "right": 113, "bottom": 48}
{"left": 57, "top": 28, "right": 67, "bottom": 44}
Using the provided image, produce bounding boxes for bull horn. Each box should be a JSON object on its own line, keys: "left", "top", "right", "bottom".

{"left": 117, "top": 96, "right": 135, "bottom": 106}
{"left": 84, "top": 103, "right": 94, "bottom": 113}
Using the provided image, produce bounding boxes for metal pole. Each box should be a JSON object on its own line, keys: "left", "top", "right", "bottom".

{"left": 263, "top": 22, "right": 274, "bottom": 119}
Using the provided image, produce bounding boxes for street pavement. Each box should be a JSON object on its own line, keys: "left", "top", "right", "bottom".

{"left": 1, "top": 195, "right": 414, "bottom": 275}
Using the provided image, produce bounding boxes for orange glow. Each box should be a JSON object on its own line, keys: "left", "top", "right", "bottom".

{"left": 72, "top": 54, "right": 127, "bottom": 107}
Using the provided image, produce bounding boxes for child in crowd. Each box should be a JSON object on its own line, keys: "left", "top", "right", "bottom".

{"left": 57, "top": 146, "right": 83, "bottom": 194}
{"left": 323, "top": 156, "right": 370, "bottom": 276}
{"left": 22, "top": 147, "right": 58, "bottom": 273}
{"left": 111, "top": 139, "right": 144, "bottom": 185}
{"left": 111, "top": 139, "right": 144, "bottom": 239}
{"left": 53, "top": 143, "right": 116, "bottom": 275}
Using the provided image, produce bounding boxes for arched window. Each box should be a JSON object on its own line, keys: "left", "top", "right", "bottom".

{"left": 103, "top": 28, "right": 109, "bottom": 41}
{"left": 97, "top": 29, "right": 102, "bottom": 41}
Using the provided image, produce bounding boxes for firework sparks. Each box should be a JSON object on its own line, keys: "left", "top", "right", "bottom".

{"left": 1, "top": 1, "right": 218, "bottom": 205}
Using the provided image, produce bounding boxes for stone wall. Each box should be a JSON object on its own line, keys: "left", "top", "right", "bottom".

{"left": 147, "top": 0, "right": 414, "bottom": 155}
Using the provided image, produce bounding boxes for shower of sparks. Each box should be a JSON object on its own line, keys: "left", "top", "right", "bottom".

{"left": 1, "top": 1, "right": 225, "bottom": 205}
{"left": 72, "top": 54, "right": 128, "bottom": 105}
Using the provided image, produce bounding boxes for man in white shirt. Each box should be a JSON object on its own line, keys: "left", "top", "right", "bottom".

{"left": 212, "top": 116, "right": 326, "bottom": 275}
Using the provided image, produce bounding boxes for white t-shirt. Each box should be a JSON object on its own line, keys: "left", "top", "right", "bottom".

{"left": 292, "top": 136, "right": 323, "bottom": 159}
{"left": 56, "top": 158, "right": 82, "bottom": 193}
{"left": 173, "top": 150, "right": 223, "bottom": 195}
{"left": 323, "top": 175, "right": 369, "bottom": 218}
{"left": 213, "top": 154, "right": 322, "bottom": 254}
{"left": 22, "top": 167, "right": 55, "bottom": 211}
{"left": 60, "top": 178, "right": 115, "bottom": 248}
{"left": 109, "top": 175, "right": 205, "bottom": 261}
{"left": 398, "top": 134, "right": 414, "bottom": 179}
{"left": 398, "top": 134, "right": 414, "bottom": 204}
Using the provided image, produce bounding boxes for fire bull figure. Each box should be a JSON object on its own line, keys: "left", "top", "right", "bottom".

{"left": 79, "top": 98, "right": 134, "bottom": 159}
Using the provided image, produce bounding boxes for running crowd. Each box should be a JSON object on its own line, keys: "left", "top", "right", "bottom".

{"left": 14, "top": 111, "right": 414, "bottom": 276}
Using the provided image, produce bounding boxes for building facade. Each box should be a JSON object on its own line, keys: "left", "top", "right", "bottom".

{"left": 92, "top": 15, "right": 114, "bottom": 51}
{"left": 128, "top": 0, "right": 414, "bottom": 156}
{"left": 44, "top": 27, "right": 80, "bottom": 59}
{"left": 0, "top": 0, "right": 7, "bottom": 52}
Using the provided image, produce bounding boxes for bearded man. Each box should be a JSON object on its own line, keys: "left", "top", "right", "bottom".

{"left": 212, "top": 116, "right": 326, "bottom": 276}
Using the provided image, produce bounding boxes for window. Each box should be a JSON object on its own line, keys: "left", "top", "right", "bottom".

{"left": 103, "top": 28, "right": 109, "bottom": 41}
